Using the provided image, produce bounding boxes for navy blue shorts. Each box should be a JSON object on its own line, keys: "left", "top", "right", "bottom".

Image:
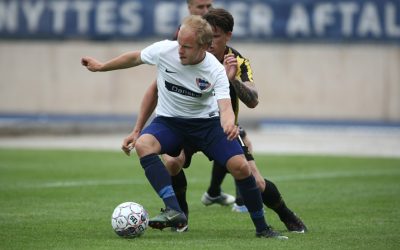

{"left": 140, "top": 116, "right": 244, "bottom": 167}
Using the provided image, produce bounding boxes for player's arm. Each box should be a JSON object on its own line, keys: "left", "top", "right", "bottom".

{"left": 224, "top": 54, "right": 259, "bottom": 108}
{"left": 217, "top": 98, "right": 239, "bottom": 141}
{"left": 81, "top": 51, "right": 143, "bottom": 72}
{"left": 230, "top": 79, "right": 258, "bottom": 108}
{"left": 122, "top": 81, "right": 158, "bottom": 156}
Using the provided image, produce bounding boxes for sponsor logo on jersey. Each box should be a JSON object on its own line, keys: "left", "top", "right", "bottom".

{"left": 196, "top": 78, "right": 211, "bottom": 91}
{"left": 165, "top": 81, "right": 202, "bottom": 97}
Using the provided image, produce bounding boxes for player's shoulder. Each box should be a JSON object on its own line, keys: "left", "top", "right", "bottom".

{"left": 225, "top": 46, "right": 247, "bottom": 60}
{"left": 153, "top": 39, "right": 178, "bottom": 48}
{"left": 205, "top": 51, "right": 221, "bottom": 65}
{"left": 148, "top": 40, "right": 178, "bottom": 56}
{"left": 145, "top": 39, "right": 177, "bottom": 51}
{"left": 205, "top": 52, "right": 225, "bottom": 69}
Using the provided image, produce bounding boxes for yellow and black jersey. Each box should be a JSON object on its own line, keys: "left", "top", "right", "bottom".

{"left": 223, "top": 46, "right": 254, "bottom": 124}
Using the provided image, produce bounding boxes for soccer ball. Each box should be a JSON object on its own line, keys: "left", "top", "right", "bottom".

{"left": 111, "top": 202, "right": 149, "bottom": 238}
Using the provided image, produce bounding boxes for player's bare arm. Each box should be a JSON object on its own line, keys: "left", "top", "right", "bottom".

{"left": 224, "top": 54, "right": 259, "bottom": 108}
{"left": 217, "top": 98, "right": 239, "bottom": 141}
{"left": 122, "top": 81, "right": 158, "bottom": 156}
{"left": 81, "top": 51, "right": 143, "bottom": 72}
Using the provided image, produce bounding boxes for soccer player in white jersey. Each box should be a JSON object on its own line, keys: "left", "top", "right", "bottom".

{"left": 81, "top": 15, "right": 287, "bottom": 239}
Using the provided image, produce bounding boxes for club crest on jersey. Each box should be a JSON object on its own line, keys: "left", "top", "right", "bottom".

{"left": 196, "top": 78, "right": 211, "bottom": 91}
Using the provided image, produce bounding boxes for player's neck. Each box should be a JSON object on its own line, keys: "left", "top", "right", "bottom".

{"left": 191, "top": 52, "right": 206, "bottom": 65}
{"left": 217, "top": 46, "right": 228, "bottom": 62}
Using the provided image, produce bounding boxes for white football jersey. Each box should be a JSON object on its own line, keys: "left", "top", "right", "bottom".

{"left": 141, "top": 40, "right": 230, "bottom": 118}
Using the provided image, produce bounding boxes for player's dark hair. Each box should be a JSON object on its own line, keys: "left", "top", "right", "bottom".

{"left": 202, "top": 8, "right": 234, "bottom": 33}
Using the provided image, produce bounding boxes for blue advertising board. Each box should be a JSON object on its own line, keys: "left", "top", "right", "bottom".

{"left": 0, "top": 0, "right": 399, "bottom": 42}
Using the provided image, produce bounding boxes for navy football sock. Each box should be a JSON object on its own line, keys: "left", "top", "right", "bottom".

{"left": 235, "top": 185, "right": 244, "bottom": 206}
{"left": 235, "top": 175, "right": 268, "bottom": 232}
{"left": 140, "top": 154, "right": 182, "bottom": 212}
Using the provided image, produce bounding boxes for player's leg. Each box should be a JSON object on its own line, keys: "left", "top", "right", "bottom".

{"left": 162, "top": 151, "right": 189, "bottom": 232}
{"left": 135, "top": 118, "right": 187, "bottom": 229}
{"left": 232, "top": 131, "right": 259, "bottom": 212}
{"left": 203, "top": 135, "right": 287, "bottom": 239}
{"left": 261, "top": 178, "right": 308, "bottom": 233}
{"left": 232, "top": 159, "right": 263, "bottom": 212}
{"left": 238, "top": 132, "right": 307, "bottom": 232}
{"left": 162, "top": 145, "right": 198, "bottom": 232}
{"left": 247, "top": 160, "right": 308, "bottom": 232}
{"left": 162, "top": 153, "right": 188, "bottom": 214}
{"left": 226, "top": 154, "right": 287, "bottom": 239}
{"left": 201, "top": 161, "right": 235, "bottom": 206}
{"left": 163, "top": 145, "right": 197, "bottom": 217}
{"left": 201, "top": 126, "right": 241, "bottom": 207}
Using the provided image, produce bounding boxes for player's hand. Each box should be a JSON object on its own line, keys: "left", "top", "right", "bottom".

{"left": 223, "top": 123, "right": 239, "bottom": 141}
{"left": 81, "top": 56, "right": 103, "bottom": 72}
{"left": 223, "top": 54, "right": 238, "bottom": 81}
{"left": 121, "top": 130, "right": 140, "bottom": 156}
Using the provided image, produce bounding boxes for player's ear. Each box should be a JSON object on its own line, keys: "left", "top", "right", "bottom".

{"left": 203, "top": 42, "right": 211, "bottom": 51}
{"left": 226, "top": 31, "right": 232, "bottom": 42}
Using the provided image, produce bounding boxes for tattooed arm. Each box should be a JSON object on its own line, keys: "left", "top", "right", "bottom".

{"left": 230, "top": 79, "right": 259, "bottom": 108}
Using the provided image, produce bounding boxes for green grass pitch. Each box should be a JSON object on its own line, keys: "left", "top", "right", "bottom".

{"left": 0, "top": 148, "right": 399, "bottom": 249}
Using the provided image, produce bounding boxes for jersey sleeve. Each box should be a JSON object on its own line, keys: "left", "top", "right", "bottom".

{"left": 213, "top": 65, "right": 231, "bottom": 100}
{"left": 140, "top": 40, "right": 169, "bottom": 65}
{"left": 236, "top": 57, "right": 254, "bottom": 82}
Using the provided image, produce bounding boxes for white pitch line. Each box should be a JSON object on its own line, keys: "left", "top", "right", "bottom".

{"left": 3, "top": 170, "right": 398, "bottom": 190}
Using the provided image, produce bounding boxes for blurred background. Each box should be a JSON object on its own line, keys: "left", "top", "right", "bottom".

{"left": 0, "top": 0, "right": 399, "bottom": 156}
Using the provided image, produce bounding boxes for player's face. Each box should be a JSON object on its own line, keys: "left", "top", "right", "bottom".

{"left": 177, "top": 27, "right": 207, "bottom": 65}
{"left": 207, "top": 26, "right": 232, "bottom": 62}
{"left": 188, "top": 0, "right": 213, "bottom": 16}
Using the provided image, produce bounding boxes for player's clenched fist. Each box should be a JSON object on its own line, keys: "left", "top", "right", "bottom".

{"left": 121, "top": 130, "right": 140, "bottom": 156}
{"left": 81, "top": 57, "right": 103, "bottom": 72}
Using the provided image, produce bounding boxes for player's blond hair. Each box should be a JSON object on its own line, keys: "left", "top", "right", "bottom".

{"left": 181, "top": 15, "right": 213, "bottom": 47}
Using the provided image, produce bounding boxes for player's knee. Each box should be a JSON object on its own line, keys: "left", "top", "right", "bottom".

{"left": 163, "top": 157, "right": 183, "bottom": 176}
{"left": 256, "top": 178, "right": 266, "bottom": 191}
{"left": 135, "top": 135, "right": 160, "bottom": 157}
{"left": 226, "top": 155, "right": 251, "bottom": 179}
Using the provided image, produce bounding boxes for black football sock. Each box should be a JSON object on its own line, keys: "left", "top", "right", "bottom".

{"left": 139, "top": 154, "right": 182, "bottom": 213}
{"left": 206, "top": 161, "right": 228, "bottom": 197}
{"left": 262, "top": 178, "right": 292, "bottom": 220}
{"left": 235, "top": 175, "right": 268, "bottom": 232}
{"left": 235, "top": 185, "right": 245, "bottom": 206}
{"left": 171, "top": 170, "right": 189, "bottom": 219}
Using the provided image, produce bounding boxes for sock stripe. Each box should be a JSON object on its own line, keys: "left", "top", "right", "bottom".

{"left": 159, "top": 185, "right": 175, "bottom": 199}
